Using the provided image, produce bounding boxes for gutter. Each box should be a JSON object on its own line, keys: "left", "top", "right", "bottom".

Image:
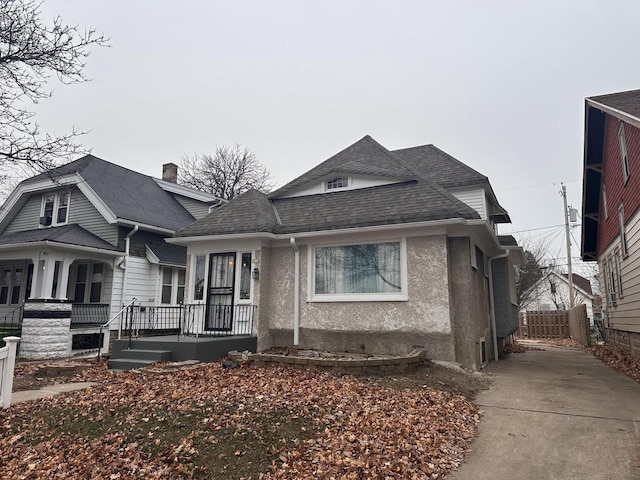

{"left": 488, "top": 251, "right": 510, "bottom": 362}
{"left": 290, "top": 237, "right": 300, "bottom": 346}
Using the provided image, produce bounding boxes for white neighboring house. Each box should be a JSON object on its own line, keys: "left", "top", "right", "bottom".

{"left": 521, "top": 268, "right": 595, "bottom": 323}
{"left": 0, "top": 156, "right": 220, "bottom": 358}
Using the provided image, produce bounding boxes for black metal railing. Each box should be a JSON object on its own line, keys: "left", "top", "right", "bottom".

{"left": 70, "top": 303, "right": 110, "bottom": 327}
{"left": 0, "top": 305, "right": 23, "bottom": 348}
{"left": 120, "top": 303, "right": 256, "bottom": 344}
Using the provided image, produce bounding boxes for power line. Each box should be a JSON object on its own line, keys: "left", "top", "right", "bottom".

{"left": 495, "top": 180, "right": 581, "bottom": 193}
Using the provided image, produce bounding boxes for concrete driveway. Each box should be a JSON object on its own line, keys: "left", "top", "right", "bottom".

{"left": 450, "top": 342, "right": 640, "bottom": 480}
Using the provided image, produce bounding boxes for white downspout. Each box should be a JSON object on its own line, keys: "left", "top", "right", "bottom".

{"left": 488, "top": 251, "right": 509, "bottom": 362}
{"left": 290, "top": 237, "right": 300, "bottom": 346}
{"left": 119, "top": 225, "right": 139, "bottom": 338}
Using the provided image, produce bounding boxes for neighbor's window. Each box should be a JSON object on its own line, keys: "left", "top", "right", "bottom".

{"left": 619, "top": 122, "right": 630, "bottom": 184}
{"left": 41, "top": 191, "right": 71, "bottom": 226}
{"left": 89, "top": 263, "right": 103, "bottom": 303}
{"left": 619, "top": 203, "right": 628, "bottom": 257}
{"left": 193, "top": 255, "right": 205, "bottom": 301}
{"left": 161, "top": 266, "right": 186, "bottom": 304}
{"left": 314, "top": 241, "right": 403, "bottom": 299}
{"left": 161, "top": 267, "right": 173, "bottom": 304}
{"left": 72, "top": 262, "right": 104, "bottom": 303}
{"left": 326, "top": 177, "right": 348, "bottom": 190}
{"left": 239, "top": 252, "right": 252, "bottom": 300}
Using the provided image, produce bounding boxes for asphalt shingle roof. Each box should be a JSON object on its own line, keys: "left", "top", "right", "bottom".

{"left": 497, "top": 235, "right": 518, "bottom": 247}
{"left": 392, "top": 144, "right": 488, "bottom": 189}
{"left": 177, "top": 136, "right": 483, "bottom": 238}
{"left": 147, "top": 242, "right": 187, "bottom": 266}
{"left": 177, "top": 189, "right": 277, "bottom": 237}
{"left": 24, "top": 155, "right": 196, "bottom": 231}
{"left": 589, "top": 89, "right": 640, "bottom": 119}
{"left": 0, "top": 224, "right": 122, "bottom": 251}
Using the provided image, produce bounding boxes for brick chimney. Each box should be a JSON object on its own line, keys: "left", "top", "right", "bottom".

{"left": 162, "top": 163, "right": 178, "bottom": 183}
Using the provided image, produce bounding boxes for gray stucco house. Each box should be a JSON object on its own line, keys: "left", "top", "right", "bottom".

{"left": 169, "top": 136, "right": 523, "bottom": 370}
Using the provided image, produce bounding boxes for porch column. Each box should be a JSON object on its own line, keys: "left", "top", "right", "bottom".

{"left": 40, "top": 255, "right": 57, "bottom": 300}
{"left": 28, "top": 255, "right": 41, "bottom": 299}
{"left": 56, "top": 258, "right": 74, "bottom": 300}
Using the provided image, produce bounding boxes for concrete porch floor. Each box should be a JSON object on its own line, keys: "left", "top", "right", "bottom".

{"left": 111, "top": 335, "right": 257, "bottom": 364}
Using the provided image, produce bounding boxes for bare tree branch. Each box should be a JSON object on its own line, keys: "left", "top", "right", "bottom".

{"left": 515, "top": 235, "right": 552, "bottom": 309}
{"left": 0, "top": 0, "right": 108, "bottom": 172}
{"left": 178, "top": 144, "right": 275, "bottom": 200}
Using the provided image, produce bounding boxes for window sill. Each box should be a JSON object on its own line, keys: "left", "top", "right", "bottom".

{"left": 309, "top": 294, "right": 408, "bottom": 303}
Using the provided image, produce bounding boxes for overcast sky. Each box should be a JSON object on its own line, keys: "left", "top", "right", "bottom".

{"left": 30, "top": 0, "right": 640, "bottom": 285}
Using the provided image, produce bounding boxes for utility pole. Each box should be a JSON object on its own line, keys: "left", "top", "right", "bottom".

{"left": 561, "top": 183, "right": 576, "bottom": 308}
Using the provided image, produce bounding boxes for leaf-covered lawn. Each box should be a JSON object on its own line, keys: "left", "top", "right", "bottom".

{"left": 1, "top": 363, "right": 479, "bottom": 479}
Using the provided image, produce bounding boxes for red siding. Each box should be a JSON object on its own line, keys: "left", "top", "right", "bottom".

{"left": 598, "top": 116, "right": 640, "bottom": 255}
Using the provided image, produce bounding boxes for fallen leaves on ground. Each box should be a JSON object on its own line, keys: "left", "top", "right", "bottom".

{"left": 2, "top": 362, "right": 479, "bottom": 479}
{"left": 592, "top": 344, "right": 640, "bottom": 384}
{"left": 524, "top": 338, "right": 583, "bottom": 348}
{"left": 502, "top": 341, "right": 543, "bottom": 353}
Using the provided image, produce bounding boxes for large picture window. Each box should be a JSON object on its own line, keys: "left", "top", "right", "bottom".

{"left": 313, "top": 241, "right": 404, "bottom": 301}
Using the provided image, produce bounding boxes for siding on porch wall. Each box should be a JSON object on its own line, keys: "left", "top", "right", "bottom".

{"left": 260, "top": 235, "right": 456, "bottom": 362}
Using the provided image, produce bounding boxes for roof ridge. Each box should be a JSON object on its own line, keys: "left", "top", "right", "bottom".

{"left": 394, "top": 144, "right": 488, "bottom": 183}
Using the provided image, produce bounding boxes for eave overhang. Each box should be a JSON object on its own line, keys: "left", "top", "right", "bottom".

{"left": 581, "top": 103, "right": 606, "bottom": 261}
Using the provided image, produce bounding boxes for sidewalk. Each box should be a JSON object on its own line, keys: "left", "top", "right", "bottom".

{"left": 11, "top": 382, "right": 97, "bottom": 406}
{"left": 451, "top": 342, "right": 640, "bottom": 480}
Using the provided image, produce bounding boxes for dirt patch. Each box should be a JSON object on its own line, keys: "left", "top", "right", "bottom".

{"left": 12, "top": 358, "right": 111, "bottom": 392}
{"left": 356, "top": 359, "right": 491, "bottom": 399}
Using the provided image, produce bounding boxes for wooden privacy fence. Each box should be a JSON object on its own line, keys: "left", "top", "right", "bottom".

{"left": 518, "top": 304, "right": 591, "bottom": 347}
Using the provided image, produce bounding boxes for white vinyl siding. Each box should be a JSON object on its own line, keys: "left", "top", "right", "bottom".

{"left": 451, "top": 187, "right": 486, "bottom": 219}
{"left": 601, "top": 206, "right": 640, "bottom": 333}
{"left": 3, "top": 194, "right": 42, "bottom": 233}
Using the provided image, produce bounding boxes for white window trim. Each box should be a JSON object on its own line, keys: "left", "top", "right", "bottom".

{"left": 71, "top": 261, "right": 104, "bottom": 303}
{"left": 479, "top": 336, "right": 488, "bottom": 367}
{"left": 160, "top": 266, "right": 186, "bottom": 305}
{"left": 602, "top": 186, "right": 608, "bottom": 220}
{"left": 40, "top": 190, "right": 71, "bottom": 227}
{"left": 618, "top": 122, "right": 630, "bottom": 185}
{"left": 618, "top": 203, "right": 628, "bottom": 257}
{"left": 191, "top": 254, "right": 208, "bottom": 303}
{"left": 307, "top": 238, "right": 408, "bottom": 303}
{"left": 470, "top": 239, "right": 478, "bottom": 270}
{"left": 324, "top": 176, "right": 350, "bottom": 192}
{"left": 234, "top": 251, "right": 253, "bottom": 304}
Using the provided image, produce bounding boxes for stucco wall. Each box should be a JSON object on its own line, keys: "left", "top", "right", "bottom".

{"left": 260, "top": 235, "right": 456, "bottom": 361}
{"left": 448, "top": 237, "right": 492, "bottom": 370}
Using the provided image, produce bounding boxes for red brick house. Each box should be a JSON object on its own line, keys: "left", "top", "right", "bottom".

{"left": 581, "top": 89, "right": 640, "bottom": 353}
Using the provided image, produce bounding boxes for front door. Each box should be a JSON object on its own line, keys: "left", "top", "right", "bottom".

{"left": 205, "top": 253, "right": 235, "bottom": 331}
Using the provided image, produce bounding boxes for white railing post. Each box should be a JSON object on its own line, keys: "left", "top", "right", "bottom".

{"left": 1, "top": 336, "right": 20, "bottom": 409}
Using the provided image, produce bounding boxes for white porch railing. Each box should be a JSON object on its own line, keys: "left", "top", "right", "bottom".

{"left": 0, "top": 336, "right": 20, "bottom": 409}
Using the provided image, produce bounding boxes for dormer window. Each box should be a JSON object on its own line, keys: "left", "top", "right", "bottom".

{"left": 40, "top": 191, "right": 70, "bottom": 227}
{"left": 326, "top": 177, "right": 348, "bottom": 190}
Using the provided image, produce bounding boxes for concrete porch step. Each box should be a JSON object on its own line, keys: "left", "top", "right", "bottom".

{"left": 108, "top": 348, "right": 173, "bottom": 370}
{"left": 116, "top": 348, "right": 173, "bottom": 362}
{"left": 108, "top": 358, "right": 162, "bottom": 371}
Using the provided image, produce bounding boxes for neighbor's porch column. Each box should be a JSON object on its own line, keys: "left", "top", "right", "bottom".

{"left": 56, "top": 257, "right": 74, "bottom": 300}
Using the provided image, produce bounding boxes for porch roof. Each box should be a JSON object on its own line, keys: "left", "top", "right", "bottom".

{"left": 0, "top": 224, "right": 122, "bottom": 253}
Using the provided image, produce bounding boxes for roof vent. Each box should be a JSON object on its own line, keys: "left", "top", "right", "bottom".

{"left": 162, "top": 163, "right": 178, "bottom": 183}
